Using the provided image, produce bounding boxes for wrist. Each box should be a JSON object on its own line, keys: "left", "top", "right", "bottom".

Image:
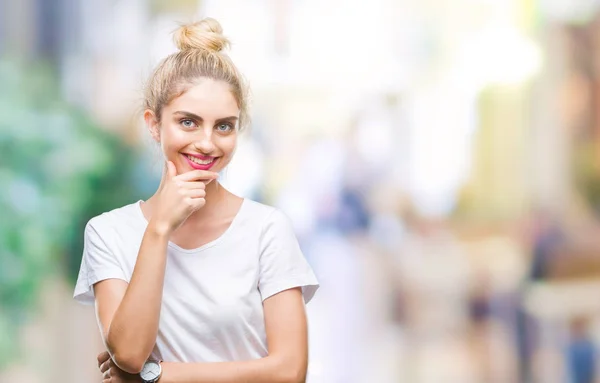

{"left": 147, "top": 219, "right": 172, "bottom": 238}
{"left": 156, "top": 362, "right": 170, "bottom": 383}
{"left": 140, "top": 360, "right": 163, "bottom": 383}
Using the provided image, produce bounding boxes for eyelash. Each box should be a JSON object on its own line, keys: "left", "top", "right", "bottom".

{"left": 180, "top": 119, "right": 197, "bottom": 129}
{"left": 179, "top": 119, "right": 234, "bottom": 133}
{"left": 216, "top": 123, "right": 234, "bottom": 133}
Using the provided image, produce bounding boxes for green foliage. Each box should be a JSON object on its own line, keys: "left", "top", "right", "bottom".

{"left": 0, "top": 58, "right": 139, "bottom": 369}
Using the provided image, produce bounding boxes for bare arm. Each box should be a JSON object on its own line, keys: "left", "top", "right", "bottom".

{"left": 94, "top": 164, "right": 217, "bottom": 374}
{"left": 158, "top": 287, "right": 309, "bottom": 383}
{"left": 94, "top": 225, "right": 169, "bottom": 374}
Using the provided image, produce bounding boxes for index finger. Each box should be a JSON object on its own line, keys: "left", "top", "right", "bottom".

{"left": 176, "top": 169, "right": 219, "bottom": 182}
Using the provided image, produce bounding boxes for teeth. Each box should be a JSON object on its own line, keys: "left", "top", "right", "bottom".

{"left": 187, "top": 155, "right": 214, "bottom": 165}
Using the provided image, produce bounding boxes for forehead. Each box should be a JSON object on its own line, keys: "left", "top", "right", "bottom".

{"left": 167, "top": 78, "right": 239, "bottom": 118}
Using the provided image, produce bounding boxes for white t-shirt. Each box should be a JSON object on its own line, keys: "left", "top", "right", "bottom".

{"left": 73, "top": 198, "right": 319, "bottom": 363}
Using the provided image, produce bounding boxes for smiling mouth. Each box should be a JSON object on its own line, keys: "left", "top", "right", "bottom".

{"left": 185, "top": 154, "right": 216, "bottom": 165}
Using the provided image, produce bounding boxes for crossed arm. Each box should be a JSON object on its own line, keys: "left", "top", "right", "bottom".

{"left": 93, "top": 226, "right": 309, "bottom": 383}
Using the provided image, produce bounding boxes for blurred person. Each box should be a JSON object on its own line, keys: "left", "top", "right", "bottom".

{"left": 467, "top": 270, "right": 512, "bottom": 383}
{"left": 275, "top": 134, "right": 371, "bottom": 382}
{"left": 72, "top": 18, "right": 318, "bottom": 383}
{"left": 566, "top": 317, "right": 596, "bottom": 383}
{"left": 516, "top": 210, "right": 565, "bottom": 382}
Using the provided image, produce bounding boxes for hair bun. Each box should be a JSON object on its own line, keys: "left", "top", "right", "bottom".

{"left": 174, "top": 18, "right": 230, "bottom": 52}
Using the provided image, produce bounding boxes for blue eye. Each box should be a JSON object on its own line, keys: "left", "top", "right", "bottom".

{"left": 180, "top": 119, "right": 196, "bottom": 128}
{"left": 217, "top": 123, "right": 234, "bottom": 132}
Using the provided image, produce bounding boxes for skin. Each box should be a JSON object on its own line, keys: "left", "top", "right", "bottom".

{"left": 93, "top": 78, "right": 309, "bottom": 383}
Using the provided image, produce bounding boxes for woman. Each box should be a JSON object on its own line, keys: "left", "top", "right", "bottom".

{"left": 73, "top": 18, "right": 319, "bottom": 383}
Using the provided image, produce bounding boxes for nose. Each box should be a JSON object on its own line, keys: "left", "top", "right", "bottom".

{"left": 193, "top": 129, "right": 216, "bottom": 153}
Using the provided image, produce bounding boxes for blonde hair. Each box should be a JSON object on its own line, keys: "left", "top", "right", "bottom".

{"left": 144, "top": 18, "right": 249, "bottom": 130}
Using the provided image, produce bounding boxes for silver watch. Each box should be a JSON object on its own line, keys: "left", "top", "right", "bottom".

{"left": 140, "top": 360, "right": 162, "bottom": 383}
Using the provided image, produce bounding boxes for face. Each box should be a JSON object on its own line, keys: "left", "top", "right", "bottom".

{"left": 146, "top": 78, "right": 240, "bottom": 183}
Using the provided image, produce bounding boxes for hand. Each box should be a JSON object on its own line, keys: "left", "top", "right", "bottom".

{"left": 151, "top": 161, "right": 218, "bottom": 234}
{"left": 98, "top": 350, "right": 141, "bottom": 382}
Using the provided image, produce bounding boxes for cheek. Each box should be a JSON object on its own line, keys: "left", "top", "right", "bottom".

{"left": 159, "top": 125, "right": 186, "bottom": 151}
{"left": 221, "top": 137, "right": 238, "bottom": 157}
{"left": 214, "top": 137, "right": 237, "bottom": 169}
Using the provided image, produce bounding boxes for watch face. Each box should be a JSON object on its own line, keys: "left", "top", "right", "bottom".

{"left": 140, "top": 361, "right": 161, "bottom": 381}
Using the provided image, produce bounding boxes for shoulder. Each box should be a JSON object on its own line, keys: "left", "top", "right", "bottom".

{"left": 241, "top": 199, "right": 291, "bottom": 228}
{"left": 239, "top": 200, "right": 301, "bottom": 248}
{"left": 85, "top": 200, "right": 144, "bottom": 235}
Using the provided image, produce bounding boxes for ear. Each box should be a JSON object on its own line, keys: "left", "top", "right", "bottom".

{"left": 144, "top": 109, "right": 160, "bottom": 143}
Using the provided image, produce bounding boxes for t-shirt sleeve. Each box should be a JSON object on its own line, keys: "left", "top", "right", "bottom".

{"left": 73, "top": 219, "right": 127, "bottom": 305}
{"left": 258, "top": 209, "right": 319, "bottom": 304}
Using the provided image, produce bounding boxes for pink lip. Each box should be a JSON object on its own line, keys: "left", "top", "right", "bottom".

{"left": 185, "top": 153, "right": 214, "bottom": 161}
{"left": 182, "top": 153, "right": 218, "bottom": 170}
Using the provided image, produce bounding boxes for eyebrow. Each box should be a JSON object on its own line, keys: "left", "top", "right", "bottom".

{"left": 173, "top": 111, "right": 238, "bottom": 123}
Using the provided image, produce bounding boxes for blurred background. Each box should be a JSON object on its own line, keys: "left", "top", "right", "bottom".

{"left": 3, "top": 0, "right": 600, "bottom": 382}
